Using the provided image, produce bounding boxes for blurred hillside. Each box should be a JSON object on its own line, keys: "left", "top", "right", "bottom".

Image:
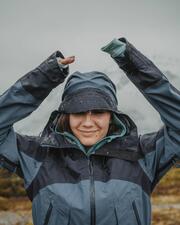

{"left": 0, "top": 166, "right": 179, "bottom": 224}
{"left": 0, "top": 165, "right": 179, "bottom": 199}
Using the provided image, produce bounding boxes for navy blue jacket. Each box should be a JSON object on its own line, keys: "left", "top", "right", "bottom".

{"left": 0, "top": 39, "right": 179, "bottom": 225}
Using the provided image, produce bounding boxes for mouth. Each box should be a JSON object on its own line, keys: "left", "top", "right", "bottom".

{"left": 78, "top": 130, "right": 98, "bottom": 133}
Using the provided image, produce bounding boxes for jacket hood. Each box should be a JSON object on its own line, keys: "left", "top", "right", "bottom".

{"left": 58, "top": 71, "right": 118, "bottom": 113}
{"left": 40, "top": 70, "right": 140, "bottom": 159}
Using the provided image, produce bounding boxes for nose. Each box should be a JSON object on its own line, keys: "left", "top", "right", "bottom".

{"left": 82, "top": 112, "right": 94, "bottom": 126}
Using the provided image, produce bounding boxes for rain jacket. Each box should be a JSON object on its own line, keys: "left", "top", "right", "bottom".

{"left": 0, "top": 38, "right": 180, "bottom": 225}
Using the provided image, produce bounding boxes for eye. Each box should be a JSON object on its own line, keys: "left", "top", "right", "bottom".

{"left": 73, "top": 112, "right": 86, "bottom": 116}
{"left": 91, "top": 110, "right": 107, "bottom": 115}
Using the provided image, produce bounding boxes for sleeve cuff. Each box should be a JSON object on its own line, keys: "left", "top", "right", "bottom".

{"left": 101, "top": 38, "right": 126, "bottom": 57}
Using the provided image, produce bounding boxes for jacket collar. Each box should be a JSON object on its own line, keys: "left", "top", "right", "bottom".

{"left": 39, "top": 110, "right": 142, "bottom": 161}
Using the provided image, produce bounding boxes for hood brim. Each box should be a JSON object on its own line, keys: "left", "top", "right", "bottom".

{"left": 58, "top": 87, "right": 118, "bottom": 114}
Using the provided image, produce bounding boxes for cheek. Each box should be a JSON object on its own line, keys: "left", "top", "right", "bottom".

{"left": 69, "top": 116, "right": 75, "bottom": 130}
{"left": 69, "top": 116, "right": 81, "bottom": 130}
{"left": 97, "top": 116, "right": 111, "bottom": 132}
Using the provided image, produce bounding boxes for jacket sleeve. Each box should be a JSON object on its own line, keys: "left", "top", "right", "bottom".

{"left": 101, "top": 38, "right": 180, "bottom": 189}
{"left": 0, "top": 51, "right": 69, "bottom": 176}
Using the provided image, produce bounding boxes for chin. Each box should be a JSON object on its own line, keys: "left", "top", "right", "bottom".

{"left": 83, "top": 142, "right": 96, "bottom": 147}
{"left": 80, "top": 139, "right": 98, "bottom": 147}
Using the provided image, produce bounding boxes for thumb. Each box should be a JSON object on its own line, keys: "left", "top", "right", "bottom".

{"left": 60, "top": 56, "right": 75, "bottom": 65}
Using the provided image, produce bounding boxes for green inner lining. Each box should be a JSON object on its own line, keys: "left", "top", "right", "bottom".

{"left": 55, "top": 113, "right": 127, "bottom": 157}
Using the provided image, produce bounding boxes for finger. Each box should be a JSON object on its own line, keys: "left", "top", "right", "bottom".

{"left": 60, "top": 56, "right": 75, "bottom": 65}
{"left": 68, "top": 56, "right": 75, "bottom": 62}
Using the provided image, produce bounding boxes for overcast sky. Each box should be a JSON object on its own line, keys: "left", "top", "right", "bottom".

{"left": 0, "top": 0, "right": 180, "bottom": 134}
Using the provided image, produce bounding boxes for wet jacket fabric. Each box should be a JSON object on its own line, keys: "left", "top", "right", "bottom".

{"left": 61, "top": 71, "right": 118, "bottom": 106}
{"left": 0, "top": 38, "right": 180, "bottom": 225}
{"left": 58, "top": 71, "right": 119, "bottom": 114}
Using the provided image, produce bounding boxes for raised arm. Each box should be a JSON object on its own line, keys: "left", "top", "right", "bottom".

{"left": 0, "top": 51, "right": 74, "bottom": 174}
{"left": 101, "top": 38, "right": 180, "bottom": 188}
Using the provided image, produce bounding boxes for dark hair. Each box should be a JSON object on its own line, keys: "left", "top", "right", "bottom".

{"left": 56, "top": 113, "right": 118, "bottom": 135}
{"left": 56, "top": 114, "right": 72, "bottom": 133}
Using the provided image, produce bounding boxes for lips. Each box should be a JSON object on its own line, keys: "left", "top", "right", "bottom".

{"left": 78, "top": 130, "right": 98, "bottom": 133}
{"left": 78, "top": 130, "right": 99, "bottom": 137}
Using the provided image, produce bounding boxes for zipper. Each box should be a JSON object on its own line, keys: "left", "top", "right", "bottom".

{"left": 132, "top": 201, "right": 142, "bottom": 225}
{"left": 43, "top": 202, "right": 53, "bottom": 225}
{"left": 88, "top": 156, "right": 96, "bottom": 225}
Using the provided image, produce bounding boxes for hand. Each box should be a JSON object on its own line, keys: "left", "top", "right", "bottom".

{"left": 59, "top": 56, "right": 75, "bottom": 65}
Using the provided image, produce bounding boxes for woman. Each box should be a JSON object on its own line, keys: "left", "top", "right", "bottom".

{"left": 0, "top": 38, "right": 179, "bottom": 225}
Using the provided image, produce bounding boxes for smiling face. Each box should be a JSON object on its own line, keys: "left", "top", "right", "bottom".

{"left": 69, "top": 110, "right": 111, "bottom": 147}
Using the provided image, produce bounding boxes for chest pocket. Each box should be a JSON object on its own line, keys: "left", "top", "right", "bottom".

{"left": 32, "top": 188, "right": 70, "bottom": 225}
{"left": 43, "top": 198, "right": 70, "bottom": 225}
{"left": 114, "top": 196, "right": 142, "bottom": 225}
